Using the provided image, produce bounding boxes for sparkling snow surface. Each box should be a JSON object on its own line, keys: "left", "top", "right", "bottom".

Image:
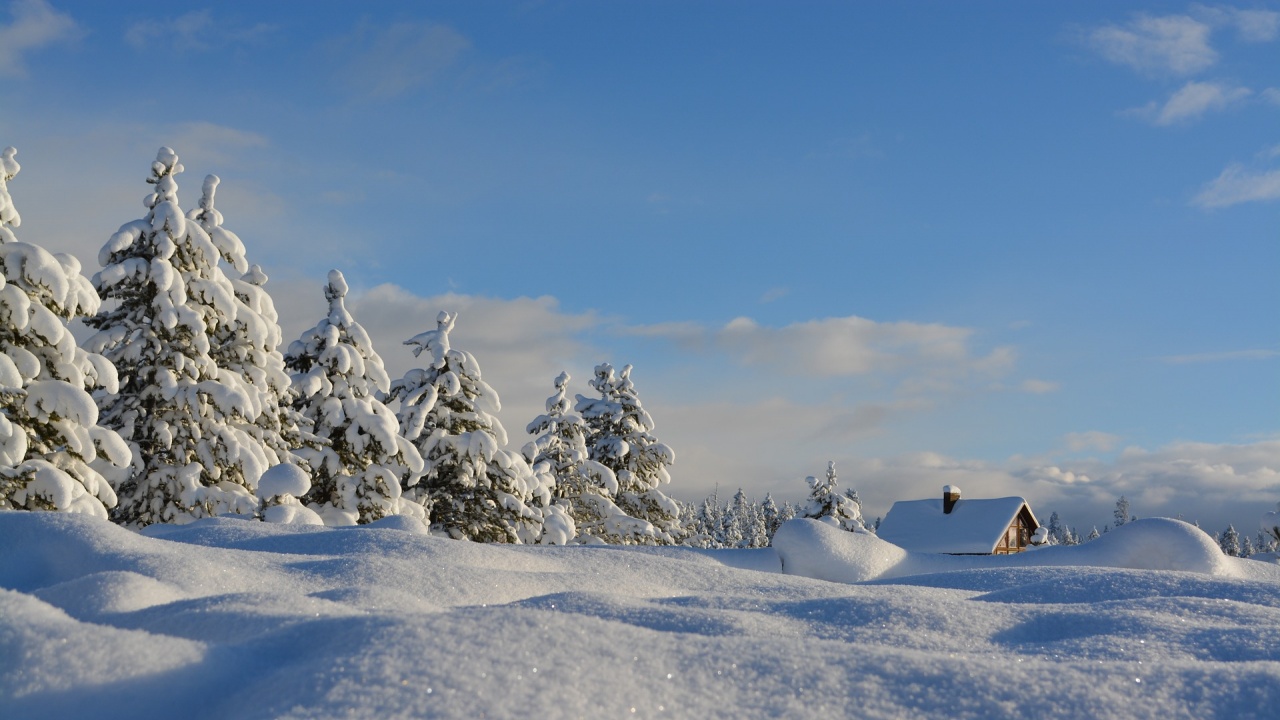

{"left": 3, "top": 513, "right": 1280, "bottom": 719}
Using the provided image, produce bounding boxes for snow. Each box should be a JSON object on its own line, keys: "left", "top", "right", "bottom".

{"left": 256, "top": 463, "right": 311, "bottom": 499}
{"left": 877, "top": 495, "right": 1031, "bottom": 554}
{"left": 3, "top": 512, "right": 1279, "bottom": 718}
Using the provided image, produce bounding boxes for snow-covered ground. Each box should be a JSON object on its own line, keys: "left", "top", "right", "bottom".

{"left": 3, "top": 513, "right": 1279, "bottom": 719}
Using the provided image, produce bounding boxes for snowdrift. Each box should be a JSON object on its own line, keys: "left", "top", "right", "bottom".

{"left": 773, "top": 517, "right": 1277, "bottom": 584}
{"left": 4, "top": 511, "right": 1280, "bottom": 719}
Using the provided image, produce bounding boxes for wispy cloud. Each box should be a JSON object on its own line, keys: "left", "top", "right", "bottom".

{"left": 165, "top": 122, "right": 269, "bottom": 164}
{"left": 124, "top": 10, "right": 274, "bottom": 52}
{"left": 1020, "top": 379, "right": 1061, "bottom": 395}
{"left": 1263, "top": 88, "right": 1280, "bottom": 106}
{"left": 0, "top": 0, "right": 78, "bottom": 77}
{"left": 1161, "top": 348, "right": 1280, "bottom": 364}
{"left": 330, "top": 20, "right": 471, "bottom": 99}
{"left": 1192, "top": 4, "right": 1280, "bottom": 43}
{"left": 760, "top": 287, "right": 789, "bottom": 303}
{"left": 1088, "top": 13, "right": 1217, "bottom": 76}
{"left": 1127, "top": 80, "right": 1252, "bottom": 125}
{"left": 1087, "top": 7, "right": 1280, "bottom": 77}
{"left": 627, "top": 314, "right": 1014, "bottom": 388}
{"left": 1064, "top": 430, "right": 1122, "bottom": 453}
{"left": 1193, "top": 161, "right": 1280, "bottom": 208}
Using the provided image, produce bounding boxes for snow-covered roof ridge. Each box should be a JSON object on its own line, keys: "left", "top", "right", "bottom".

{"left": 877, "top": 494, "right": 1034, "bottom": 554}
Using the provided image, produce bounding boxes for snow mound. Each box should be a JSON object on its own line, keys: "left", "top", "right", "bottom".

{"left": 361, "top": 513, "right": 431, "bottom": 535}
{"left": 256, "top": 463, "right": 310, "bottom": 499}
{"left": 775, "top": 517, "right": 1261, "bottom": 583}
{"left": 5, "top": 511, "right": 1280, "bottom": 718}
{"left": 261, "top": 504, "right": 324, "bottom": 526}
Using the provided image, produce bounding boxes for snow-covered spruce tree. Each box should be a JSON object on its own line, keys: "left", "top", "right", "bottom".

{"left": 384, "top": 310, "right": 546, "bottom": 542}
{"left": 524, "top": 371, "right": 652, "bottom": 544}
{"left": 725, "top": 488, "right": 770, "bottom": 549}
{"left": 802, "top": 461, "right": 867, "bottom": 532}
{"left": 1240, "top": 535, "right": 1255, "bottom": 559}
{"left": 188, "top": 175, "right": 317, "bottom": 474}
{"left": 1114, "top": 496, "right": 1132, "bottom": 527}
{"left": 85, "top": 148, "right": 275, "bottom": 526}
{"left": 684, "top": 489, "right": 724, "bottom": 548}
{"left": 575, "top": 363, "right": 682, "bottom": 544}
{"left": 284, "top": 270, "right": 424, "bottom": 525}
{"left": 1046, "top": 511, "right": 1065, "bottom": 545}
{"left": 842, "top": 487, "right": 871, "bottom": 533}
{"left": 1218, "top": 525, "right": 1240, "bottom": 557}
{"left": 0, "top": 146, "right": 131, "bottom": 517}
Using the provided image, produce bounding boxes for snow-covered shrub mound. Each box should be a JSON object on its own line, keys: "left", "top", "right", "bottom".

{"left": 1071, "top": 517, "right": 1235, "bottom": 574}
{"left": 257, "top": 463, "right": 310, "bottom": 500}
{"left": 773, "top": 517, "right": 910, "bottom": 583}
{"left": 775, "top": 517, "right": 1261, "bottom": 583}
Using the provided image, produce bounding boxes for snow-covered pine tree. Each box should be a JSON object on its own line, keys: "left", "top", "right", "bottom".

{"left": 384, "top": 310, "right": 545, "bottom": 542}
{"left": 1086, "top": 526, "right": 1100, "bottom": 542}
{"left": 1218, "top": 525, "right": 1240, "bottom": 557}
{"left": 188, "top": 175, "right": 316, "bottom": 475}
{"left": 285, "top": 270, "right": 424, "bottom": 525}
{"left": 1114, "top": 496, "right": 1132, "bottom": 527}
{"left": 802, "top": 461, "right": 866, "bottom": 532}
{"left": 725, "top": 488, "right": 769, "bottom": 548}
{"left": 0, "top": 146, "right": 131, "bottom": 517}
{"left": 1240, "top": 534, "right": 1254, "bottom": 559}
{"left": 720, "top": 490, "right": 745, "bottom": 549}
{"left": 575, "top": 363, "right": 681, "bottom": 544}
{"left": 761, "top": 493, "right": 782, "bottom": 540}
{"left": 523, "top": 371, "right": 651, "bottom": 544}
{"left": 1046, "top": 511, "right": 1065, "bottom": 545}
{"left": 842, "top": 486, "right": 870, "bottom": 533}
{"left": 684, "top": 489, "right": 724, "bottom": 548}
{"left": 86, "top": 148, "right": 275, "bottom": 526}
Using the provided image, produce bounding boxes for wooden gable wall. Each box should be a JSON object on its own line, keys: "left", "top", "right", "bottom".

{"left": 992, "top": 505, "right": 1039, "bottom": 555}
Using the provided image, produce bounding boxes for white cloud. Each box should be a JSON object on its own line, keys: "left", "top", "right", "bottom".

{"left": 844, "top": 439, "right": 1280, "bottom": 534}
{"left": 650, "top": 396, "right": 920, "bottom": 504}
{"left": 331, "top": 20, "right": 471, "bottom": 99}
{"left": 1064, "top": 431, "right": 1122, "bottom": 453}
{"left": 1088, "top": 14, "right": 1217, "bottom": 76}
{"left": 1128, "top": 81, "right": 1252, "bottom": 125}
{"left": 1193, "top": 5, "right": 1280, "bottom": 43}
{"left": 1020, "top": 379, "right": 1060, "bottom": 394}
{"left": 1263, "top": 88, "right": 1280, "bottom": 106}
{"left": 1193, "top": 162, "right": 1280, "bottom": 207}
{"left": 0, "top": 0, "right": 78, "bottom": 77}
{"left": 629, "top": 314, "right": 1013, "bottom": 386}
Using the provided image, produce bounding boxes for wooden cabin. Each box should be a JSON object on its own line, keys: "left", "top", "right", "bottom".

{"left": 876, "top": 485, "right": 1040, "bottom": 555}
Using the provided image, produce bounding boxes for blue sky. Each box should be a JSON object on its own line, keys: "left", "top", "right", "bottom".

{"left": 1, "top": 0, "right": 1277, "bottom": 533}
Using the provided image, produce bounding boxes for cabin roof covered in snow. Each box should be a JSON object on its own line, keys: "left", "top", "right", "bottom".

{"left": 876, "top": 496, "right": 1035, "bottom": 554}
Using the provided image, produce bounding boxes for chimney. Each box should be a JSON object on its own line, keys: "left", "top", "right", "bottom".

{"left": 943, "top": 485, "right": 961, "bottom": 514}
